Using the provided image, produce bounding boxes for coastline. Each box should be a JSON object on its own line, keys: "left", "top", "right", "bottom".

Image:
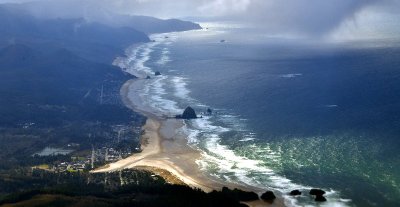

{"left": 94, "top": 79, "right": 228, "bottom": 192}
{"left": 93, "top": 78, "right": 286, "bottom": 206}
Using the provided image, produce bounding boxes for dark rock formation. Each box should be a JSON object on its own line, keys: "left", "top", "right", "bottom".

{"left": 176, "top": 106, "right": 197, "bottom": 119}
{"left": 155, "top": 71, "right": 161, "bottom": 76}
{"left": 289, "top": 190, "right": 301, "bottom": 196}
{"left": 221, "top": 187, "right": 259, "bottom": 202}
{"left": 146, "top": 75, "right": 151, "bottom": 79}
{"left": 315, "top": 195, "right": 327, "bottom": 202}
{"left": 207, "top": 108, "right": 212, "bottom": 115}
{"left": 260, "top": 191, "right": 276, "bottom": 201}
{"left": 309, "top": 189, "right": 326, "bottom": 196}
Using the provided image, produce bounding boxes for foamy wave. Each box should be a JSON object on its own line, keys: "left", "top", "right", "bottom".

{"left": 117, "top": 33, "right": 183, "bottom": 116}
{"left": 133, "top": 46, "right": 154, "bottom": 75}
{"left": 114, "top": 44, "right": 156, "bottom": 78}
{"left": 116, "top": 33, "right": 178, "bottom": 79}
{"left": 192, "top": 117, "right": 229, "bottom": 133}
{"left": 128, "top": 75, "right": 182, "bottom": 117}
{"left": 171, "top": 76, "right": 192, "bottom": 100}
{"left": 238, "top": 137, "right": 255, "bottom": 142}
{"left": 147, "top": 76, "right": 182, "bottom": 115}
{"left": 157, "top": 48, "right": 171, "bottom": 65}
{"left": 324, "top": 104, "right": 339, "bottom": 108}
{"left": 185, "top": 113, "right": 350, "bottom": 207}
{"left": 279, "top": 73, "right": 303, "bottom": 78}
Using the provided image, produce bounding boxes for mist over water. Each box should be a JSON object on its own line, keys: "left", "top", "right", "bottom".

{"left": 118, "top": 24, "right": 400, "bottom": 207}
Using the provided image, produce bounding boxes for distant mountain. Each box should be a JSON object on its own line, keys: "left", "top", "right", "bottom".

{"left": 0, "top": 2, "right": 202, "bottom": 35}
{"left": 0, "top": 6, "right": 151, "bottom": 63}
{"left": 0, "top": 4, "right": 202, "bottom": 63}
{"left": 110, "top": 15, "right": 202, "bottom": 34}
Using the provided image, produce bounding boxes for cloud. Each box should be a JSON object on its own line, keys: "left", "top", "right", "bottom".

{"left": 198, "top": 0, "right": 251, "bottom": 16}
{"left": 0, "top": 0, "right": 398, "bottom": 37}
{"left": 242, "top": 0, "right": 377, "bottom": 35}
{"left": 190, "top": 0, "right": 397, "bottom": 37}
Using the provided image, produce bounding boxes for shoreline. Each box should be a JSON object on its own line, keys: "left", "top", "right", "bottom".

{"left": 93, "top": 75, "right": 286, "bottom": 206}
{"left": 93, "top": 79, "right": 230, "bottom": 192}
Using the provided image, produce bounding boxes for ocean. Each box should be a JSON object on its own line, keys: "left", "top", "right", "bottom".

{"left": 117, "top": 23, "right": 400, "bottom": 207}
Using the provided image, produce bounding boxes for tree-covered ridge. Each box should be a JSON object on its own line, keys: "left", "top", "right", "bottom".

{"left": 0, "top": 170, "right": 249, "bottom": 207}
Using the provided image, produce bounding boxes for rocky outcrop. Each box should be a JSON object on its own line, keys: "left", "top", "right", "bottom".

{"left": 309, "top": 189, "right": 325, "bottom": 196}
{"left": 315, "top": 195, "right": 327, "bottom": 202}
{"left": 289, "top": 190, "right": 301, "bottom": 196}
{"left": 221, "top": 187, "right": 259, "bottom": 202}
{"left": 260, "top": 191, "right": 276, "bottom": 201}
{"left": 176, "top": 106, "right": 197, "bottom": 119}
{"left": 310, "top": 189, "right": 327, "bottom": 202}
{"left": 155, "top": 71, "right": 161, "bottom": 76}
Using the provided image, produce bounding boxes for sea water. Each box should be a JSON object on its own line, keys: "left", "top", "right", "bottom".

{"left": 118, "top": 23, "right": 400, "bottom": 207}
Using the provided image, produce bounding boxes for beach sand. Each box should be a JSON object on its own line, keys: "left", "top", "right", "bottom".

{"left": 92, "top": 79, "right": 286, "bottom": 206}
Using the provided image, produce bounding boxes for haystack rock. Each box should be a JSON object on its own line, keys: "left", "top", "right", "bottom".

{"left": 176, "top": 106, "right": 197, "bottom": 119}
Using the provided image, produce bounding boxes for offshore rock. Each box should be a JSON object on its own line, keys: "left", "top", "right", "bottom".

{"left": 260, "top": 191, "right": 276, "bottom": 201}
{"left": 309, "top": 189, "right": 326, "bottom": 196}
{"left": 155, "top": 71, "right": 161, "bottom": 76}
{"left": 289, "top": 190, "right": 302, "bottom": 196}
{"left": 315, "top": 195, "right": 327, "bottom": 202}
{"left": 176, "top": 106, "right": 197, "bottom": 119}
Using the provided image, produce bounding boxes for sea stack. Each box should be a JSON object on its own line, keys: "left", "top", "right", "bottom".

{"left": 309, "top": 189, "right": 327, "bottom": 202}
{"left": 260, "top": 191, "right": 276, "bottom": 202}
{"left": 289, "top": 190, "right": 302, "bottom": 196}
{"left": 155, "top": 71, "right": 161, "bottom": 76}
{"left": 309, "top": 189, "right": 326, "bottom": 196}
{"left": 176, "top": 106, "right": 197, "bottom": 119}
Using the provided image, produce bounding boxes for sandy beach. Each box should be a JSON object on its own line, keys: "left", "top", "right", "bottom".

{"left": 93, "top": 79, "right": 231, "bottom": 191}
{"left": 92, "top": 78, "right": 285, "bottom": 206}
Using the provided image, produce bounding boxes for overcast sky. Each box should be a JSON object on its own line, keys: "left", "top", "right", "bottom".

{"left": 1, "top": 0, "right": 399, "bottom": 39}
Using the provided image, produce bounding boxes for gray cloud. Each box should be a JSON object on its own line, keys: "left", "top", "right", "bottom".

{"left": 241, "top": 0, "right": 377, "bottom": 35}
{"left": 0, "top": 0, "right": 398, "bottom": 36}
